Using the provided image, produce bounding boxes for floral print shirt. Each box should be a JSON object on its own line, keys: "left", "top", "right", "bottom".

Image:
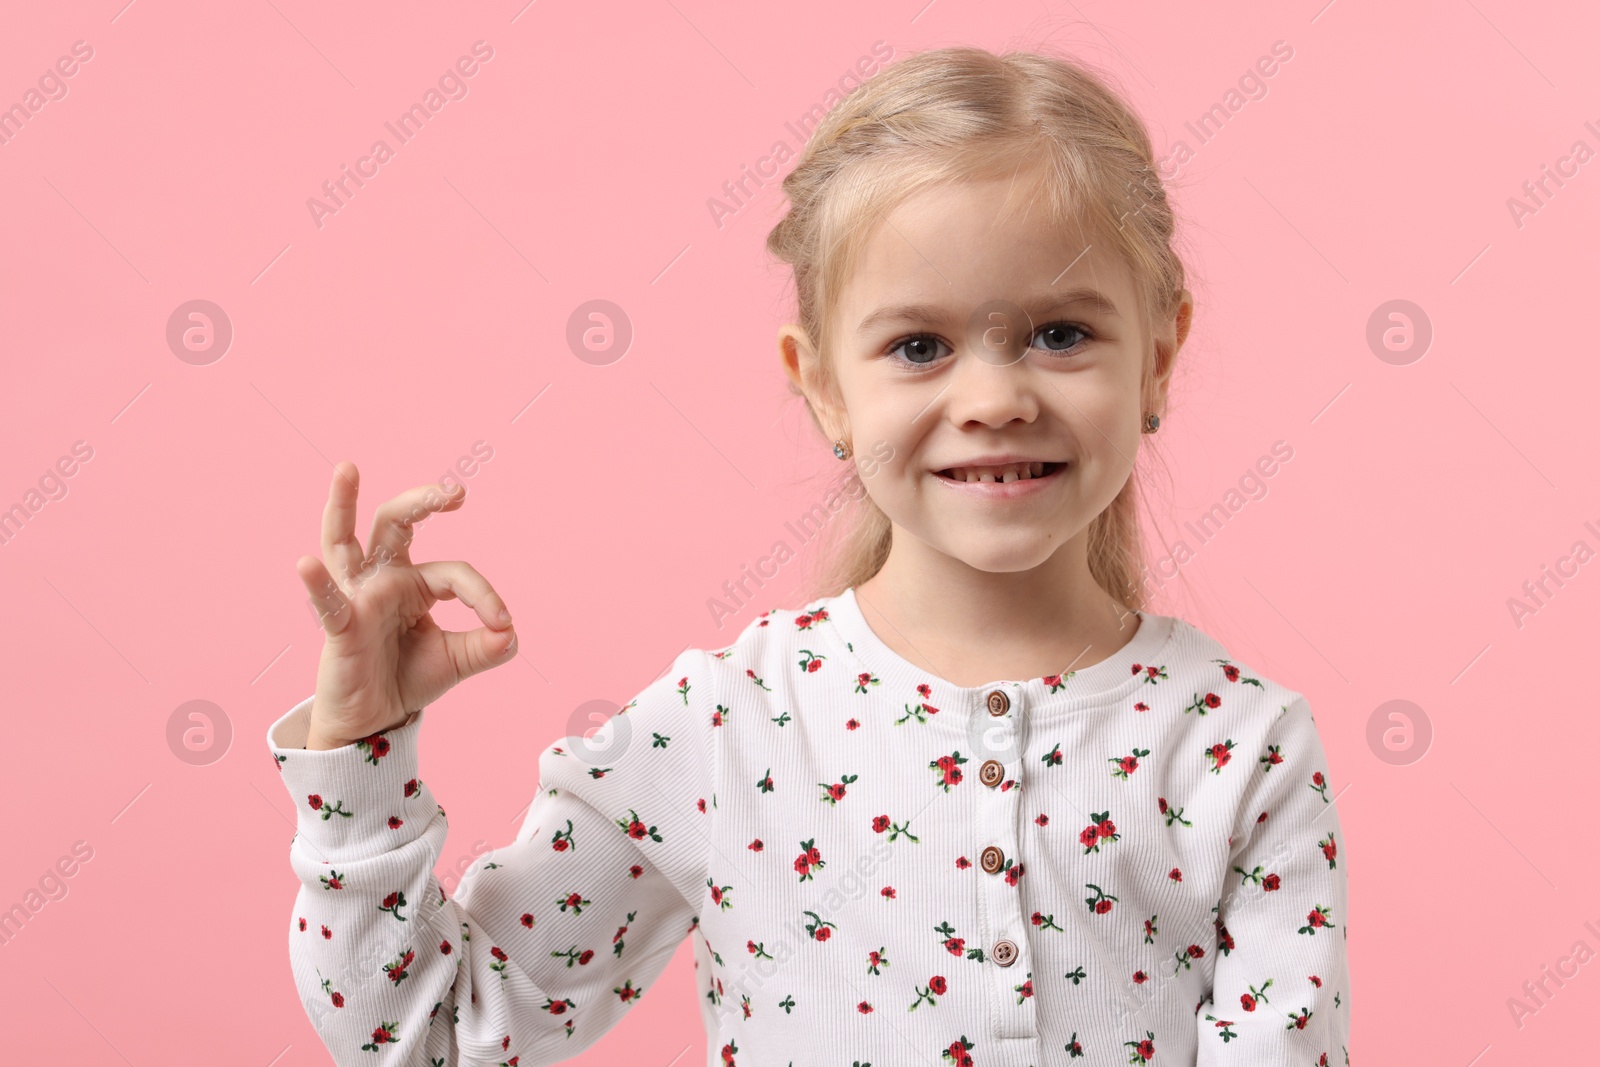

{"left": 267, "top": 587, "right": 1351, "bottom": 1066}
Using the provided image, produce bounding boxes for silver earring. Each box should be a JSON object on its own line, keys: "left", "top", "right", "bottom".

{"left": 1142, "top": 411, "right": 1160, "bottom": 434}
{"left": 833, "top": 439, "right": 853, "bottom": 461}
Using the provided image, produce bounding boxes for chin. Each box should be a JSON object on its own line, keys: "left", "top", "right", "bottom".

{"left": 941, "top": 538, "right": 1063, "bottom": 575}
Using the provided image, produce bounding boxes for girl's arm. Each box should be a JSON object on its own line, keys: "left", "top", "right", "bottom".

{"left": 1198, "top": 696, "right": 1351, "bottom": 1064}
{"left": 267, "top": 647, "right": 718, "bottom": 1066}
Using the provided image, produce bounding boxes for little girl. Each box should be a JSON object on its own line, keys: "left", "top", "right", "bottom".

{"left": 268, "top": 45, "right": 1350, "bottom": 1067}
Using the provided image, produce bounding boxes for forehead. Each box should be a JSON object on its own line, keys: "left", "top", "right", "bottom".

{"left": 836, "top": 173, "right": 1137, "bottom": 329}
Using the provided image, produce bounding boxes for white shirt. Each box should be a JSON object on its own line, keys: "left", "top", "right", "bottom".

{"left": 268, "top": 587, "right": 1351, "bottom": 1066}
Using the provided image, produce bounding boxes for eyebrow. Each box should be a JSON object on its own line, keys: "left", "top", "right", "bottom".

{"left": 855, "top": 287, "right": 1122, "bottom": 334}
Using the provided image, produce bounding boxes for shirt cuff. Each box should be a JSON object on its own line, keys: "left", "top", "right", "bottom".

{"left": 265, "top": 694, "right": 431, "bottom": 862}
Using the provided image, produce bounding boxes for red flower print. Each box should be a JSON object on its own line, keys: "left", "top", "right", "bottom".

{"left": 917, "top": 683, "right": 932, "bottom": 698}
{"left": 629, "top": 864, "right": 644, "bottom": 878}
{"left": 331, "top": 991, "right": 344, "bottom": 1007}
{"left": 387, "top": 816, "right": 403, "bottom": 829}
{"left": 1080, "top": 811, "right": 1119, "bottom": 853}
{"left": 1262, "top": 873, "right": 1281, "bottom": 891}
{"left": 1299, "top": 905, "right": 1335, "bottom": 934}
{"left": 321, "top": 925, "right": 332, "bottom": 939}
{"left": 1204, "top": 739, "right": 1236, "bottom": 773}
{"left": 1035, "top": 813, "right": 1048, "bottom": 826}
{"left": 1169, "top": 867, "right": 1183, "bottom": 882}
{"left": 1109, "top": 750, "right": 1146, "bottom": 779}
{"left": 857, "top": 1001, "right": 873, "bottom": 1013}
{"left": 930, "top": 975, "right": 947, "bottom": 994}
{"left": 1085, "top": 884, "right": 1118, "bottom": 914}
{"left": 797, "top": 649, "right": 825, "bottom": 672}
{"left": 802, "top": 909, "right": 836, "bottom": 941}
{"left": 615, "top": 808, "right": 662, "bottom": 842}
{"left": 578, "top": 949, "right": 594, "bottom": 965}
{"left": 929, "top": 751, "right": 968, "bottom": 791}
{"left": 1133, "top": 970, "right": 1148, "bottom": 984}
{"left": 1320, "top": 832, "right": 1338, "bottom": 868}
{"left": 1134, "top": 701, "right": 1149, "bottom": 712}
{"left": 956, "top": 856, "right": 972, "bottom": 870}
{"left": 361, "top": 1022, "right": 400, "bottom": 1051}
{"left": 881, "top": 886, "right": 895, "bottom": 899}
{"left": 748, "top": 838, "right": 763, "bottom": 851}
{"left": 818, "top": 774, "right": 858, "bottom": 805}
{"left": 872, "top": 815, "right": 891, "bottom": 833}
{"left": 794, "top": 838, "right": 825, "bottom": 882}
{"left": 356, "top": 733, "right": 391, "bottom": 765}
{"left": 846, "top": 718, "right": 860, "bottom": 729}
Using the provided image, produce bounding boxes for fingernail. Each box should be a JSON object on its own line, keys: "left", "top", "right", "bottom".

{"left": 498, "top": 609, "right": 513, "bottom": 625}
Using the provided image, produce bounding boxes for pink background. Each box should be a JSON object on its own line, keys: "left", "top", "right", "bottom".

{"left": 2, "top": 0, "right": 1597, "bottom": 1062}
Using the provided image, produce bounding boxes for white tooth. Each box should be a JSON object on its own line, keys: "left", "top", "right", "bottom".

{"left": 1030, "top": 462, "right": 1043, "bottom": 477}
{"left": 1002, "top": 470, "right": 1018, "bottom": 483}
{"left": 979, "top": 471, "right": 995, "bottom": 482}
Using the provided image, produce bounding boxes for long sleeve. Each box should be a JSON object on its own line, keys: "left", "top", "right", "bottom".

{"left": 1197, "top": 695, "right": 1350, "bottom": 1065}
{"left": 266, "top": 647, "right": 720, "bottom": 1066}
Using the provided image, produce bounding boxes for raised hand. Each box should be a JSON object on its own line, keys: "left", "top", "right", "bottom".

{"left": 296, "top": 460, "right": 517, "bottom": 749}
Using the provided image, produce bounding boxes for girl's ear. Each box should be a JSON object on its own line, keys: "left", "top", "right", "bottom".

{"left": 1144, "top": 288, "right": 1192, "bottom": 414}
{"left": 778, "top": 323, "right": 849, "bottom": 441}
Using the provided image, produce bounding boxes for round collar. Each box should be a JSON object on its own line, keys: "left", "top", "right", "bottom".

{"left": 821, "top": 585, "right": 1178, "bottom": 716}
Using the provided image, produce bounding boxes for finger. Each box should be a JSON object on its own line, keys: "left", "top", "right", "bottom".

{"left": 365, "top": 480, "right": 468, "bottom": 569}
{"left": 413, "top": 559, "right": 514, "bottom": 629}
{"left": 296, "top": 554, "right": 354, "bottom": 636}
{"left": 320, "top": 461, "right": 367, "bottom": 592}
{"left": 442, "top": 621, "right": 519, "bottom": 683}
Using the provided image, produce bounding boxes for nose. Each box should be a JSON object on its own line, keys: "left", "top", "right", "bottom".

{"left": 943, "top": 348, "right": 1041, "bottom": 430}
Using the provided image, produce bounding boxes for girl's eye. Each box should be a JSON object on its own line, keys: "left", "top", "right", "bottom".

{"left": 1032, "top": 321, "right": 1093, "bottom": 354}
{"left": 887, "top": 334, "right": 948, "bottom": 367}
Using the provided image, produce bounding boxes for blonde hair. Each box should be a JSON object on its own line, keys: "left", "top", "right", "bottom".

{"left": 766, "top": 44, "right": 1192, "bottom": 613}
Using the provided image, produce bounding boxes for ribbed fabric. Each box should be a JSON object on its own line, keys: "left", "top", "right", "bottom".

{"left": 267, "top": 587, "right": 1350, "bottom": 1066}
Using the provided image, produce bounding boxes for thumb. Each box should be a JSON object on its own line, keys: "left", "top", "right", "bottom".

{"left": 445, "top": 623, "right": 518, "bottom": 682}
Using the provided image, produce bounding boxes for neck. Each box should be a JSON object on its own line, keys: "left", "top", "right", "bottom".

{"left": 851, "top": 528, "right": 1140, "bottom": 688}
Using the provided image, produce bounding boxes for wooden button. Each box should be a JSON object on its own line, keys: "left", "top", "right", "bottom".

{"left": 986, "top": 689, "right": 1010, "bottom": 716}
{"left": 980, "top": 845, "right": 1005, "bottom": 873}
{"left": 992, "top": 938, "right": 1019, "bottom": 966}
{"left": 979, "top": 759, "right": 1004, "bottom": 787}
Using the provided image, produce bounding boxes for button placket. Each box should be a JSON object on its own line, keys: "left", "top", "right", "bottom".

{"left": 973, "top": 683, "right": 1037, "bottom": 1039}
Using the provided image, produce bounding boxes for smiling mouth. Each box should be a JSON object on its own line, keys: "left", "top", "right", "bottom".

{"left": 935, "top": 461, "right": 1066, "bottom": 483}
